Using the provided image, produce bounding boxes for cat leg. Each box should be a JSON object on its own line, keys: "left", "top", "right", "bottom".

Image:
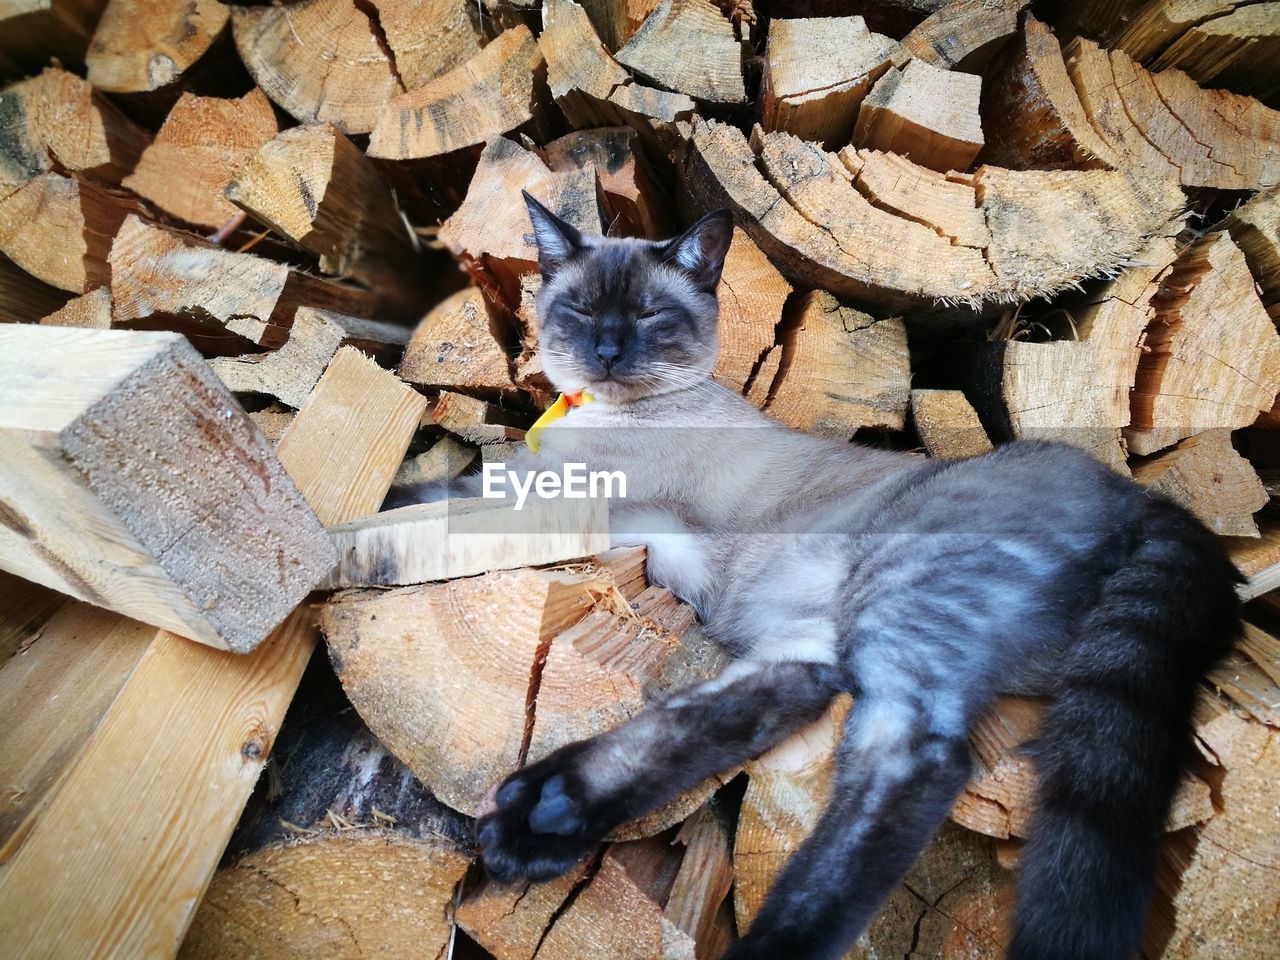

{"left": 725, "top": 693, "right": 973, "bottom": 960}
{"left": 476, "top": 658, "right": 845, "bottom": 882}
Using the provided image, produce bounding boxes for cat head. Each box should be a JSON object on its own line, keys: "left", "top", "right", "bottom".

{"left": 523, "top": 191, "right": 733, "bottom": 404}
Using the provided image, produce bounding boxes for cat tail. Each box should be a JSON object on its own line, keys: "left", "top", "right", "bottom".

{"left": 1009, "top": 494, "right": 1241, "bottom": 960}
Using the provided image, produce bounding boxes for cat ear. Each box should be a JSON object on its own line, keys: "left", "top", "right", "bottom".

{"left": 659, "top": 209, "right": 734, "bottom": 291}
{"left": 523, "top": 190, "right": 584, "bottom": 278}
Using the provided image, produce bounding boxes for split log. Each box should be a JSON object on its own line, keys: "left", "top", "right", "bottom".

{"left": 1206, "top": 620, "right": 1280, "bottom": 727}
{"left": 320, "top": 565, "right": 614, "bottom": 813}
{"left": 458, "top": 860, "right": 594, "bottom": 960}
{"left": 0, "top": 173, "right": 141, "bottom": 294}
{"left": 579, "top": 0, "right": 663, "bottom": 50}
{"left": 1227, "top": 519, "right": 1280, "bottom": 600}
{"left": 1144, "top": 694, "right": 1280, "bottom": 960}
{"left": 662, "top": 805, "right": 736, "bottom": 958}
{"left": 440, "top": 136, "right": 607, "bottom": 309}
{"left": 430, "top": 390, "right": 528, "bottom": 445}
{"left": 540, "top": 0, "right": 697, "bottom": 154}
{"left": 951, "top": 697, "right": 1215, "bottom": 841}
{"left": 368, "top": 26, "right": 548, "bottom": 160}
{"left": 981, "top": 14, "right": 1123, "bottom": 170}
{"left": 756, "top": 290, "right": 909, "bottom": 438}
{"left": 0, "top": 0, "right": 106, "bottom": 76}
{"left": 533, "top": 839, "right": 696, "bottom": 959}
{"left": 965, "top": 234, "right": 1181, "bottom": 472}
{"left": 276, "top": 347, "right": 426, "bottom": 526}
{"left": 108, "top": 215, "right": 379, "bottom": 351}
{"left": 911, "top": 389, "right": 993, "bottom": 458}
{"left": 900, "top": 0, "right": 1026, "bottom": 71}
{"left": 231, "top": 0, "right": 481, "bottom": 135}
{"left": 1126, "top": 232, "right": 1280, "bottom": 456}
{"left": 389, "top": 435, "right": 478, "bottom": 491}
{"left": 0, "top": 254, "right": 69, "bottom": 324}
{"left": 852, "top": 821, "right": 1014, "bottom": 960}
{"left": 616, "top": 0, "right": 746, "bottom": 105}
{"left": 1224, "top": 185, "right": 1280, "bottom": 318}
{"left": 759, "top": 15, "right": 904, "bottom": 148}
{"left": 525, "top": 586, "right": 733, "bottom": 840}
{"left": 544, "top": 127, "right": 669, "bottom": 238}
{"left": 1064, "top": 35, "right": 1280, "bottom": 191}
{"left": 85, "top": 0, "right": 229, "bottom": 93}
{"left": 0, "top": 601, "right": 153, "bottom": 863}
{"left": 246, "top": 403, "right": 294, "bottom": 445}
{"left": 226, "top": 122, "right": 423, "bottom": 299}
{"left": 734, "top": 694, "right": 851, "bottom": 934}
{"left": 0, "top": 326, "right": 332, "bottom": 652}
{"left": 1113, "top": 0, "right": 1244, "bottom": 62}
{"left": 39, "top": 286, "right": 112, "bottom": 328}
{"left": 0, "top": 65, "right": 149, "bottom": 190}
{"left": 398, "top": 287, "right": 514, "bottom": 397}
{"left": 123, "top": 89, "right": 278, "bottom": 230}
{"left": 208, "top": 308, "right": 410, "bottom": 408}
{"left": 1132, "top": 429, "right": 1269, "bottom": 537}
{"left": 181, "top": 711, "right": 474, "bottom": 960}
{"left": 853, "top": 59, "right": 985, "bottom": 173}
{"left": 1147, "top": 2, "right": 1280, "bottom": 103}
{"left": 683, "top": 118, "right": 1184, "bottom": 312}
{"left": 322, "top": 495, "right": 610, "bottom": 588}
{"left": 713, "top": 226, "right": 791, "bottom": 398}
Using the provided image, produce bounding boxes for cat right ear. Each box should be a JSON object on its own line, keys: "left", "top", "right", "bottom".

{"left": 523, "top": 190, "right": 584, "bottom": 279}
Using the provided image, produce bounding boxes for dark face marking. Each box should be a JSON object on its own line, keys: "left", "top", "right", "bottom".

{"left": 522, "top": 193, "right": 733, "bottom": 402}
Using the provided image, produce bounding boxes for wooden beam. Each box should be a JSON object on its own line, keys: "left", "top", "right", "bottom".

{"left": 0, "top": 327, "right": 427, "bottom": 960}
{"left": 207, "top": 308, "right": 409, "bottom": 409}
{"left": 0, "top": 609, "right": 317, "bottom": 959}
{"left": 275, "top": 346, "right": 427, "bottom": 527}
{"left": 0, "top": 326, "right": 333, "bottom": 652}
{"left": 324, "top": 496, "right": 610, "bottom": 588}
{"left": 0, "top": 602, "right": 154, "bottom": 863}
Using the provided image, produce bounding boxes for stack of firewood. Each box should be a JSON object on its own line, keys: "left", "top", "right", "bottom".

{"left": 1, "top": 1, "right": 1278, "bottom": 959}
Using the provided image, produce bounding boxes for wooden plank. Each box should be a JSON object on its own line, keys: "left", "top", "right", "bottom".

{"left": 0, "top": 342, "right": 425, "bottom": 959}
{"left": 0, "top": 609, "right": 316, "bottom": 959}
{"left": 324, "top": 496, "right": 610, "bottom": 588}
{"left": 0, "top": 326, "right": 333, "bottom": 652}
{"left": 275, "top": 346, "right": 427, "bottom": 526}
{"left": 0, "top": 569, "right": 65, "bottom": 662}
{"left": 0, "top": 602, "right": 154, "bottom": 863}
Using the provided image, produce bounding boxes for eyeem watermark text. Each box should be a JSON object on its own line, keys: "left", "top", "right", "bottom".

{"left": 482, "top": 462, "right": 627, "bottom": 511}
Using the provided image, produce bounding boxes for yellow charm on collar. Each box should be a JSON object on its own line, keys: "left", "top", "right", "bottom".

{"left": 526, "top": 391, "right": 593, "bottom": 453}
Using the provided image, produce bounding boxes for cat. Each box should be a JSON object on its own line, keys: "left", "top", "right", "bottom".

{"left": 460, "top": 193, "right": 1242, "bottom": 960}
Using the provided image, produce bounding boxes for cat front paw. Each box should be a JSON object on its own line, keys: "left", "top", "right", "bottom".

{"left": 476, "top": 749, "right": 605, "bottom": 883}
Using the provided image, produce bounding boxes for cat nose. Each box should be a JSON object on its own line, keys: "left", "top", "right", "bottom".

{"left": 595, "top": 341, "right": 622, "bottom": 371}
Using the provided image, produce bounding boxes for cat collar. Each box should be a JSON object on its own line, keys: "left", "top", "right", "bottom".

{"left": 526, "top": 391, "right": 593, "bottom": 453}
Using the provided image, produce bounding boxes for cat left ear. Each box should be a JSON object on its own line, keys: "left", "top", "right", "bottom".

{"left": 523, "top": 190, "right": 584, "bottom": 279}
{"left": 659, "top": 209, "right": 734, "bottom": 292}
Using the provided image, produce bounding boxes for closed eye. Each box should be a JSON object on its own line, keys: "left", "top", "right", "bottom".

{"left": 637, "top": 308, "right": 662, "bottom": 320}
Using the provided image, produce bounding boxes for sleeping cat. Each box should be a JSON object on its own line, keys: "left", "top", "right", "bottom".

{"left": 465, "top": 194, "right": 1241, "bottom": 960}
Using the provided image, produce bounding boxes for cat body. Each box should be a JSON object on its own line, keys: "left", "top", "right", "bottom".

{"left": 466, "top": 196, "right": 1243, "bottom": 960}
